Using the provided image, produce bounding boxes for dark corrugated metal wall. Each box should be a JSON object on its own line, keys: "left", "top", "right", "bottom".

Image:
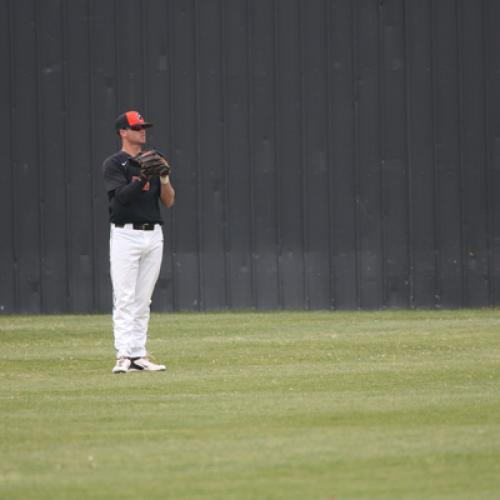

{"left": 1, "top": 0, "right": 500, "bottom": 313}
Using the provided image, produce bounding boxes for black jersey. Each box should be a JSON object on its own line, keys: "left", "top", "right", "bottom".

{"left": 103, "top": 151, "right": 163, "bottom": 225}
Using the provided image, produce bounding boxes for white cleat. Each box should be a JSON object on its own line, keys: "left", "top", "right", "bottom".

{"left": 130, "top": 357, "right": 166, "bottom": 372}
{"left": 112, "top": 357, "right": 131, "bottom": 374}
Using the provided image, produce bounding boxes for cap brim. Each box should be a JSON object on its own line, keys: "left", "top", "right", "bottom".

{"left": 129, "top": 122, "right": 153, "bottom": 130}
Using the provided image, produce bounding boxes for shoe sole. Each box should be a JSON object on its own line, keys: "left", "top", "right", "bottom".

{"left": 128, "top": 367, "right": 166, "bottom": 372}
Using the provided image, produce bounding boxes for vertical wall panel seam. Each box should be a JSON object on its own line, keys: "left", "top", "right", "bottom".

{"left": 87, "top": 0, "right": 97, "bottom": 311}
{"left": 61, "top": 0, "right": 70, "bottom": 312}
{"left": 378, "top": 0, "right": 386, "bottom": 307}
{"left": 141, "top": 0, "right": 147, "bottom": 114}
{"left": 34, "top": 0, "right": 44, "bottom": 313}
{"left": 352, "top": 0, "right": 361, "bottom": 309}
{"left": 273, "top": 0, "right": 282, "bottom": 308}
{"left": 299, "top": 0, "right": 309, "bottom": 309}
{"left": 430, "top": 0, "right": 440, "bottom": 307}
{"left": 482, "top": 0, "right": 494, "bottom": 304}
{"left": 167, "top": 0, "right": 178, "bottom": 310}
{"left": 7, "top": 0, "right": 18, "bottom": 311}
{"left": 246, "top": 0, "right": 257, "bottom": 308}
{"left": 194, "top": 0, "right": 203, "bottom": 310}
{"left": 113, "top": 0, "right": 120, "bottom": 112}
{"left": 298, "top": 0, "right": 307, "bottom": 309}
{"left": 456, "top": 0, "right": 466, "bottom": 306}
{"left": 326, "top": 0, "right": 335, "bottom": 309}
{"left": 220, "top": 0, "right": 230, "bottom": 308}
{"left": 403, "top": 0, "right": 414, "bottom": 307}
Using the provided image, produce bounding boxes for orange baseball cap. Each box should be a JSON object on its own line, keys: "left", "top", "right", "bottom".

{"left": 115, "top": 110, "right": 153, "bottom": 131}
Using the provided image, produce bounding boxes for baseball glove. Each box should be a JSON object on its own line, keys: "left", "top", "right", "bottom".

{"left": 132, "top": 149, "right": 171, "bottom": 179}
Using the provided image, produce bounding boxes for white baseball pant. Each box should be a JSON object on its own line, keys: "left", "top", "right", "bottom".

{"left": 109, "top": 224, "right": 163, "bottom": 358}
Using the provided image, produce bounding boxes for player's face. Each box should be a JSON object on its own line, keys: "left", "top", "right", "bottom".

{"left": 129, "top": 126, "right": 147, "bottom": 144}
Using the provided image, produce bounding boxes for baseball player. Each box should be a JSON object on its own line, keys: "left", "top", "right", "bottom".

{"left": 102, "top": 110, "right": 175, "bottom": 373}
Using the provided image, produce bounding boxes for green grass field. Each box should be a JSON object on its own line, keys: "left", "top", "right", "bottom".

{"left": 0, "top": 309, "right": 499, "bottom": 499}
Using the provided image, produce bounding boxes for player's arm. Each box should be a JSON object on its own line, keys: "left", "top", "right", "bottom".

{"left": 103, "top": 158, "right": 145, "bottom": 205}
{"left": 113, "top": 177, "right": 147, "bottom": 205}
{"left": 159, "top": 176, "right": 175, "bottom": 208}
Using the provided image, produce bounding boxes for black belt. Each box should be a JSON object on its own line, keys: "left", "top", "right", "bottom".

{"left": 114, "top": 223, "right": 156, "bottom": 231}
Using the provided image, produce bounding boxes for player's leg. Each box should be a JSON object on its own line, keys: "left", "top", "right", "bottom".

{"left": 130, "top": 227, "right": 163, "bottom": 356}
{"left": 110, "top": 225, "right": 142, "bottom": 361}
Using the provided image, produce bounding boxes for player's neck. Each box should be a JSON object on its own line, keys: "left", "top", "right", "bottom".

{"left": 121, "top": 143, "right": 142, "bottom": 157}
